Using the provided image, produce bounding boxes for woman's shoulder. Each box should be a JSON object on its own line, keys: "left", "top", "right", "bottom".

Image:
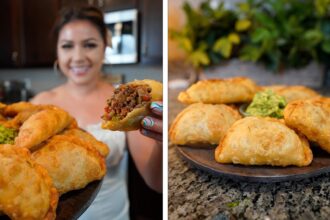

{"left": 30, "top": 86, "right": 62, "bottom": 104}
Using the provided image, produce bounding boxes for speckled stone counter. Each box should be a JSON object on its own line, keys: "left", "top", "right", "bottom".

{"left": 168, "top": 89, "right": 330, "bottom": 220}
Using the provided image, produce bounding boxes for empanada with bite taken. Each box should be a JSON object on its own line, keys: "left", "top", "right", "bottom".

{"left": 102, "top": 79, "right": 162, "bottom": 131}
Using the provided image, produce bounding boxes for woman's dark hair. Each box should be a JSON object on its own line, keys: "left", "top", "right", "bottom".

{"left": 53, "top": 5, "right": 107, "bottom": 45}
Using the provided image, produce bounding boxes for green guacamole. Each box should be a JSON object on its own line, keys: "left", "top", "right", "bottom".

{"left": 246, "top": 90, "right": 287, "bottom": 118}
{"left": 0, "top": 124, "right": 18, "bottom": 144}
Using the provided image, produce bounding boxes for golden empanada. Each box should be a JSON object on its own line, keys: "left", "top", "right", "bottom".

{"left": 61, "top": 128, "right": 109, "bottom": 157}
{"left": 284, "top": 97, "right": 330, "bottom": 153}
{"left": 15, "top": 107, "right": 74, "bottom": 150}
{"left": 178, "top": 77, "right": 259, "bottom": 104}
{"left": 0, "top": 144, "right": 58, "bottom": 220}
{"left": 215, "top": 117, "right": 312, "bottom": 166}
{"left": 3, "top": 101, "right": 37, "bottom": 117}
{"left": 169, "top": 103, "right": 241, "bottom": 146}
{"left": 263, "top": 85, "right": 320, "bottom": 103}
{"left": 32, "top": 135, "right": 106, "bottom": 195}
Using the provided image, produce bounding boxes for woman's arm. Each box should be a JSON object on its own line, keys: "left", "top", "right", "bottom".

{"left": 126, "top": 101, "right": 163, "bottom": 193}
{"left": 127, "top": 131, "right": 162, "bottom": 193}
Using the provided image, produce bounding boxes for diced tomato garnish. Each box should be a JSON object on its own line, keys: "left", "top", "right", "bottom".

{"left": 104, "top": 106, "right": 111, "bottom": 113}
{"left": 141, "top": 95, "right": 151, "bottom": 101}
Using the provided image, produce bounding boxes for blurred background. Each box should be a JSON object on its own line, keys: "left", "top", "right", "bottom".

{"left": 168, "top": 0, "right": 330, "bottom": 90}
{"left": 0, "top": 0, "right": 162, "bottom": 103}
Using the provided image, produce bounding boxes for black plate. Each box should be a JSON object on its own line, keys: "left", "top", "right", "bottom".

{"left": 177, "top": 145, "right": 330, "bottom": 182}
{"left": 0, "top": 180, "right": 102, "bottom": 220}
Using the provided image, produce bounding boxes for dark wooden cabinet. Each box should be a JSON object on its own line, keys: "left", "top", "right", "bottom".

{"left": 0, "top": 0, "right": 60, "bottom": 67}
{"left": 103, "top": 0, "right": 137, "bottom": 11}
{"left": 138, "top": 0, "right": 162, "bottom": 64}
{"left": 0, "top": 0, "right": 162, "bottom": 67}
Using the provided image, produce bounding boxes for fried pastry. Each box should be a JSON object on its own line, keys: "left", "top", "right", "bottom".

{"left": 263, "top": 85, "right": 320, "bottom": 103}
{"left": 0, "top": 144, "right": 58, "bottom": 220}
{"left": 169, "top": 103, "right": 241, "bottom": 146}
{"left": 61, "top": 128, "right": 109, "bottom": 157}
{"left": 215, "top": 117, "right": 313, "bottom": 166}
{"left": 284, "top": 97, "right": 330, "bottom": 153}
{"left": 102, "top": 79, "right": 163, "bottom": 131}
{"left": 3, "top": 101, "right": 37, "bottom": 117}
{"left": 15, "top": 107, "right": 74, "bottom": 150}
{"left": 32, "top": 135, "right": 106, "bottom": 195}
{"left": 178, "top": 77, "right": 259, "bottom": 104}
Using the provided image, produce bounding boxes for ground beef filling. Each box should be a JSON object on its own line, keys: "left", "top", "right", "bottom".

{"left": 103, "top": 84, "right": 152, "bottom": 121}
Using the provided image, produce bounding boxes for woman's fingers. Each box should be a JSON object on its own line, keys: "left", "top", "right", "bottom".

{"left": 141, "top": 116, "right": 162, "bottom": 133}
{"left": 150, "top": 101, "right": 163, "bottom": 117}
{"left": 140, "top": 128, "right": 162, "bottom": 142}
{"left": 139, "top": 102, "right": 163, "bottom": 141}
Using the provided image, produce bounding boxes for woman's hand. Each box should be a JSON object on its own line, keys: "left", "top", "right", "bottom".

{"left": 140, "top": 101, "right": 163, "bottom": 142}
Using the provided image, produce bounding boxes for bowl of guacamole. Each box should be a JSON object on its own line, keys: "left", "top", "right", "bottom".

{"left": 0, "top": 124, "right": 18, "bottom": 144}
{"left": 239, "top": 90, "right": 287, "bottom": 118}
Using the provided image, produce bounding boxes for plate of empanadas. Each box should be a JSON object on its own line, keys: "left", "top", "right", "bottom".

{"left": 170, "top": 77, "right": 330, "bottom": 182}
{"left": 0, "top": 102, "right": 108, "bottom": 220}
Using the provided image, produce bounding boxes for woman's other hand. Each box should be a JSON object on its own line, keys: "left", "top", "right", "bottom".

{"left": 140, "top": 101, "right": 162, "bottom": 142}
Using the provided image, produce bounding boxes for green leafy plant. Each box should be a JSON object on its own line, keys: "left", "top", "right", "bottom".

{"left": 170, "top": 0, "right": 250, "bottom": 69}
{"left": 170, "top": 0, "right": 330, "bottom": 72}
{"left": 239, "top": 0, "right": 325, "bottom": 71}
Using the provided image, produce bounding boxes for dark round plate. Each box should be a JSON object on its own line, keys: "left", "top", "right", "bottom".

{"left": 0, "top": 180, "right": 102, "bottom": 220}
{"left": 177, "top": 145, "right": 330, "bottom": 182}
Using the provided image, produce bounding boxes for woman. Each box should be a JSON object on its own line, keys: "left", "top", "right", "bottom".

{"left": 31, "top": 6, "right": 162, "bottom": 220}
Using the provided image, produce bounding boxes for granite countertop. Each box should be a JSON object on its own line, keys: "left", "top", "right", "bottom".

{"left": 168, "top": 89, "right": 330, "bottom": 220}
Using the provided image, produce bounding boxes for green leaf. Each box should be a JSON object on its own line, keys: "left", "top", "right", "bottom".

{"left": 213, "top": 37, "right": 232, "bottom": 58}
{"left": 251, "top": 28, "right": 271, "bottom": 43}
{"left": 254, "top": 12, "right": 276, "bottom": 30}
{"left": 179, "top": 38, "right": 193, "bottom": 53}
{"left": 228, "top": 33, "right": 240, "bottom": 44}
{"left": 239, "top": 45, "right": 261, "bottom": 62}
{"left": 237, "top": 2, "right": 250, "bottom": 14}
{"left": 303, "top": 29, "right": 323, "bottom": 47}
{"left": 235, "top": 19, "right": 252, "bottom": 32}
{"left": 188, "top": 50, "right": 210, "bottom": 68}
{"left": 322, "top": 40, "right": 330, "bottom": 53}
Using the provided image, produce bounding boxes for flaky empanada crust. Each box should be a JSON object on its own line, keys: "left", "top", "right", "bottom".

{"left": 61, "top": 128, "right": 110, "bottom": 157}
{"left": 0, "top": 144, "right": 58, "bottom": 220}
{"left": 284, "top": 97, "right": 330, "bottom": 153}
{"left": 170, "top": 103, "right": 241, "bottom": 146}
{"left": 178, "top": 77, "right": 259, "bottom": 104}
{"left": 215, "top": 117, "right": 313, "bottom": 167}
{"left": 32, "top": 135, "right": 106, "bottom": 195}
{"left": 263, "top": 85, "right": 320, "bottom": 103}
{"left": 15, "top": 107, "right": 74, "bottom": 150}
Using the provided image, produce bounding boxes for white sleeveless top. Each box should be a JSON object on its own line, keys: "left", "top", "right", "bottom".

{"left": 78, "top": 123, "right": 129, "bottom": 220}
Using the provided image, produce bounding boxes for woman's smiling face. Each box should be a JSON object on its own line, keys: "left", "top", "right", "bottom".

{"left": 57, "top": 20, "right": 105, "bottom": 85}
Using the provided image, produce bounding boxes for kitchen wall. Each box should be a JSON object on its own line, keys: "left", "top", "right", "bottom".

{"left": 0, "top": 64, "right": 162, "bottom": 95}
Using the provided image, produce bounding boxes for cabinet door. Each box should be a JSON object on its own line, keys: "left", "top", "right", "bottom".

{"left": 103, "top": 0, "right": 137, "bottom": 11}
{"left": 139, "top": 0, "right": 162, "bottom": 64}
{"left": 0, "top": 0, "right": 23, "bottom": 67}
{"left": 0, "top": 0, "right": 59, "bottom": 67}
{"left": 22, "top": 0, "right": 60, "bottom": 66}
